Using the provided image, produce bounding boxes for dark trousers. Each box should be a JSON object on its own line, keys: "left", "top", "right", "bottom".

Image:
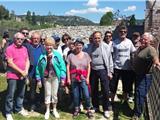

{"left": 5, "top": 79, "right": 26, "bottom": 114}
{"left": 134, "top": 74, "right": 152, "bottom": 117}
{"left": 110, "top": 68, "right": 133, "bottom": 94}
{"left": 90, "top": 69, "right": 110, "bottom": 111}
{"left": 29, "top": 77, "right": 44, "bottom": 106}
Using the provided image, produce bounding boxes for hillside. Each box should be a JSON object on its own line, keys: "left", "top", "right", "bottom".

{"left": 18, "top": 15, "right": 97, "bottom": 26}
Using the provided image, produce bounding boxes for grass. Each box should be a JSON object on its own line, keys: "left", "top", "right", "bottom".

{"left": 0, "top": 73, "right": 144, "bottom": 120}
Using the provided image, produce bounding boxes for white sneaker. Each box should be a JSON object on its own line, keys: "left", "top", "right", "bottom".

{"left": 80, "top": 103, "right": 84, "bottom": 111}
{"left": 6, "top": 114, "right": 13, "bottom": 120}
{"left": 104, "top": 111, "right": 110, "bottom": 118}
{"left": 18, "top": 108, "right": 29, "bottom": 116}
{"left": 53, "top": 108, "right": 60, "bottom": 118}
{"left": 128, "top": 97, "right": 134, "bottom": 103}
{"left": 44, "top": 111, "right": 50, "bottom": 120}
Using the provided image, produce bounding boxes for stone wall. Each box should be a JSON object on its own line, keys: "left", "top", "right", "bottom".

{"left": 32, "top": 26, "right": 116, "bottom": 43}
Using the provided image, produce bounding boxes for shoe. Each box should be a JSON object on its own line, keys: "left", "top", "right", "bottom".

{"left": 30, "top": 105, "right": 36, "bottom": 112}
{"left": 90, "top": 107, "right": 100, "bottom": 113}
{"left": 86, "top": 111, "right": 94, "bottom": 119}
{"left": 73, "top": 110, "right": 79, "bottom": 117}
{"left": 44, "top": 111, "right": 50, "bottom": 120}
{"left": 80, "top": 103, "right": 84, "bottom": 111}
{"left": 6, "top": 114, "right": 13, "bottom": 120}
{"left": 128, "top": 97, "right": 134, "bottom": 103}
{"left": 104, "top": 111, "right": 110, "bottom": 118}
{"left": 53, "top": 108, "right": 60, "bottom": 118}
{"left": 18, "top": 108, "right": 29, "bottom": 116}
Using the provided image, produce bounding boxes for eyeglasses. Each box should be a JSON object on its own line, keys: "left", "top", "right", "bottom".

{"left": 105, "top": 35, "right": 112, "bottom": 38}
{"left": 16, "top": 38, "right": 24, "bottom": 41}
{"left": 22, "top": 32, "right": 29, "bottom": 35}
{"left": 119, "top": 30, "right": 127, "bottom": 33}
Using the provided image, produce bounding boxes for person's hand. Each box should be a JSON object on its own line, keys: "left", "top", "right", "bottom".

{"left": 37, "top": 81, "right": 42, "bottom": 88}
{"left": 61, "top": 80, "right": 65, "bottom": 87}
{"left": 67, "top": 79, "right": 71, "bottom": 85}
{"left": 21, "top": 70, "right": 28, "bottom": 77}
{"left": 86, "top": 78, "right": 90, "bottom": 85}
{"left": 108, "top": 74, "right": 113, "bottom": 80}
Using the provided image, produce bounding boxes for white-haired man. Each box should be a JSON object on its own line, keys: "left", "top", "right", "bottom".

{"left": 132, "top": 32, "right": 160, "bottom": 120}
{"left": 5, "top": 32, "right": 30, "bottom": 120}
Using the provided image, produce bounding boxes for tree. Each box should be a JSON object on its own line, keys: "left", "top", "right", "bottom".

{"left": 26, "top": 10, "right": 32, "bottom": 23}
{"left": 129, "top": 15, "right": 136, "bottom": 26}
{"left": 0, "top": 5, "right": 9, "bottom": 20}
{"left": 32, "top": 12, "right": 36, "bottom": 25}
{"left": 10, "top": 10, "right": 16, "bottom": 20}
{"left": 100, "top": 11, "right": 113, "bottom": 26}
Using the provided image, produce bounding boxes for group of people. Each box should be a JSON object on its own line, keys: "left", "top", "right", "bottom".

{"left": 0, "top": 25, "right": 160, "bottom": 120}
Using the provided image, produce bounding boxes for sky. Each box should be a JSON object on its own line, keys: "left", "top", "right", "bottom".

{"left": 0, "top": 0, "right": 146, "bottom": 23}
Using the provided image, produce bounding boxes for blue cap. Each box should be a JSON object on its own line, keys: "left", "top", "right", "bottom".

{"left": 52, "top": 34, "right": 60, "bottom": 42}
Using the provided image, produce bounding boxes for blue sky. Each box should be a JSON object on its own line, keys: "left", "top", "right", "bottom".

{"left": 0, "top": 0, "right": 146, "bottom": 23}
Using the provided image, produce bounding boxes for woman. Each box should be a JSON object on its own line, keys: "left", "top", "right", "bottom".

{"left": 66, "top": 38, "right": 93, "bottom": 118}
{"left": 35, "top": 38, "right": 66, "bottom": 119}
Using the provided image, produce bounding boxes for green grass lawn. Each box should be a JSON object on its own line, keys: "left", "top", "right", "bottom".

{"left": 0, "top": 74, "right": 144, "bottom": 120}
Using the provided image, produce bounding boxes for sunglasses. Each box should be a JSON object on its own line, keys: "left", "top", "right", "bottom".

{"left": 16, "top": 38, "right": 24, "bottom": 41}
{"left": 22, "top": 32, "right": 29, "bottom": 35}
{"left": 119, "top": 30, "right": 127, "bottom": 33}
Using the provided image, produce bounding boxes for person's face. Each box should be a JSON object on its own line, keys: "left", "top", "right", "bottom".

{"left": 69, "top": 44, "right": 75, "bottom": 51}
{"left": 119, "top": 29, "right": 127, "bottom": 40}
{"left": 140, "top": 34, "right": 150, "bottom": 47}
{"left": 41, "top": 37, "right": 46, "bottom": 45}
{"left": 31, "top": 33, "right": 41, "bottom": 46}
{"left": 45, "top": 45, "right": 53, "bottom": 54}
{"left": 55, "top": 41, "right": 60, "bottom": 49}
{"left": 21, "top": 30, "right": 29, "bottom": 38}
{"left": 75, "top": 43, "right": 83, "bottom": 53}
{"left": 14, "top": 34, "right": 25, "bottom": 47}
{"left": 104, "top": 33, "right": 112, "bottom": 43}
{"left": 63, "top": 36, "right": 69, "bottom": 45}
{"left": 93, "top": 32, "right": 102, "bottom": 46}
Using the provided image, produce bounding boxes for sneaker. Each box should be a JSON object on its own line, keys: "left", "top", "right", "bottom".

{"left": 6, "top": 114, "right": 13, "bottom": 120}
{"left": 44, "top": 111, "right": 50, "bottom": 120}
{"left": 30, "top": 105, "right": 36, "bottom": 112}
{"left": 128, "top": 97, "right": 134, "bottom": 103}
{"left": 53, "top": 108, "right": 60, "bottom": 118}
{"left": 80, "top": 103, "right": 84, "bottom": 111}
{"left": 73, "top": 110, "right": 79, "bottom": 117}
{"left": 104, "top": 111, "right": 110, "bottom": 118}
{"left": 86, "top": 111, "right": 94, "bottom": 119}
{"left": 18, "top": 108, "right": 29, "bottom": 116}
{"left": 90, "top": 107, "right": 100, "bottom": 113}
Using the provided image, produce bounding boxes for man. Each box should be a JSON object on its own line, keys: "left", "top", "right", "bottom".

{"left": 20, "top": 28, "right": 31, "bottom": 45}
{"left": 85, "top": 31, "right": 113, "bottom": 118}
{"left": 132, "top": 32, "right": 160, "bottom": 120}
{"left": 25, "top": 32, "right": 45, "bottom": 111}
{"left": 5, "top": 32, "right": 30, "bottom": 120}
{"left": 110, "top": 26, "right": 136, "bottom": 102}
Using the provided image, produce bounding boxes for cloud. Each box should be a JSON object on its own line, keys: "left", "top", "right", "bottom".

{"left": 124, "top": 5, "right": 136, "bottom": 12}
{"left": 86, "top": 0, "right": 98, "bottom": 7}
{"left": 65, "top": 7, "right": 114, "bottom": 15}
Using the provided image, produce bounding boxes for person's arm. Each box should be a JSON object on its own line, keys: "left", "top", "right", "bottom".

{"left": 153, "top": 56, "right": 160, "bottom": 70}
{"left": 67, "top": 64, "right": 71, "bottom": 85}
{"left": 86, "top": 63, "right": 91, "bottom": 85}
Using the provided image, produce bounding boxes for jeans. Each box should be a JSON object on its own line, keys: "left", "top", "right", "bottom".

{"left": 134, "top": 74, "right": 152, "bottom": 117}
{"left": 72, "top": 80, "right": 91, "bottom": 109}
{"left": 90, "top": 69, "right": 110, "bottom": 111}
{"left": 5, "top": 79, "right": 26, "bottom": 114}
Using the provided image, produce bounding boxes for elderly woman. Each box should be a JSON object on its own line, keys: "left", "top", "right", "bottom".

{"left": 66, "top": 38, "right": 93, "bottom": 118}
{"left": 35, "top": 38, "right": 66, "bottom": 119}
